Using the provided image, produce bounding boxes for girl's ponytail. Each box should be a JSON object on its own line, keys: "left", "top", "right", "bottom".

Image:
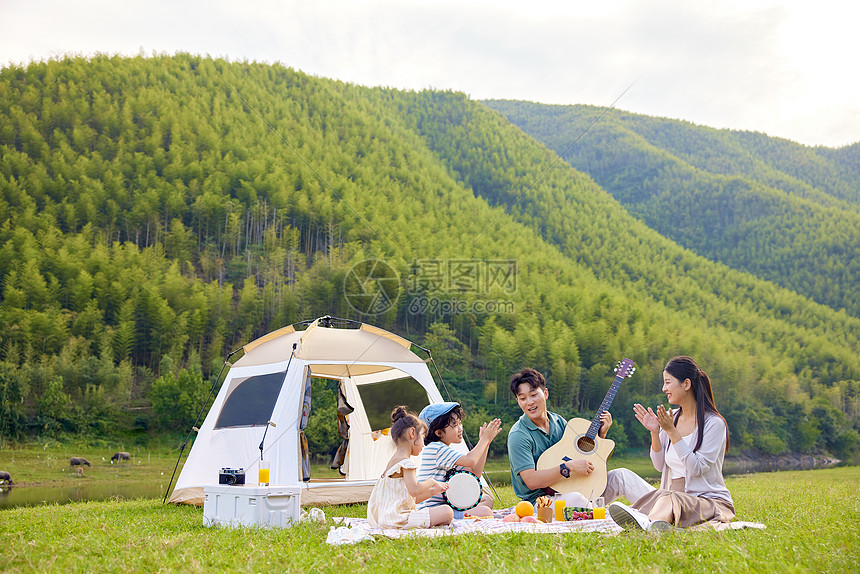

{"left": 389, "top": 405, "right": 426, "bottom": 444}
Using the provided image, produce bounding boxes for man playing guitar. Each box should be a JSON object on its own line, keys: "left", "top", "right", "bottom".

{"left": 507, "top": 368, "right": 653, "bottom": 505}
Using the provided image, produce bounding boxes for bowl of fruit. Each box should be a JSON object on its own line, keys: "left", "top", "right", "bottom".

{"left": 563, "top": 506, "right": 594, "bottom": 521}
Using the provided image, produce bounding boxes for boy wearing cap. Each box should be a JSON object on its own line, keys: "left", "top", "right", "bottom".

{"left": 507, "top": 368, "right": 653, "bottom": 504}
{"left": 417, "top": 402, "right": 502, "bottom": 518}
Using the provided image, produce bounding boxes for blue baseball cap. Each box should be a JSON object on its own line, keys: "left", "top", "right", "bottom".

{"left": 419, "top": 402, "right": 460, "bottom": 425}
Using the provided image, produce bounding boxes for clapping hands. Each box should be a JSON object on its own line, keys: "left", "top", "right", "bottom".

{"left": 634, "top": 403, "right": 675, "bottom": 432}
{"left": 654, "top": 405, "right": 676, "bottom": 431}
{"left": 633, "top": 403, "right": 659, "bottom": 432}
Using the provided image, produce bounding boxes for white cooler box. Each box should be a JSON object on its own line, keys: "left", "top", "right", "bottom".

{"left": 203, "top": 485, "right": 301, "bottom": 528}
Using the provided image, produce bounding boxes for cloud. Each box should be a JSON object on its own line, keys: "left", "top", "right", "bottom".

{"left": 1, "top": 0, "right": 857, "bottom": 146}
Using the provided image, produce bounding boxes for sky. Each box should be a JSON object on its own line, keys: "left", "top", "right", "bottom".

{"left": 2, "top": 0, "right": 857, "bottom": 148}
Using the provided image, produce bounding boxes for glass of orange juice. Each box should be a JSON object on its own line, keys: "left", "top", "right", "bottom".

{"left": 555, "top": 499, "right": 567, "bottom": 521}
{"left": 258, "top": 460, "right": 270, "bottom": 486}
{"left": 593, "top": 496, "right": 605, "bottom": 519}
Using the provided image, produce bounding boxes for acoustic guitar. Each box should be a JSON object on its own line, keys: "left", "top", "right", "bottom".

{"left": 536, "top": 358, "right": 636, "bottom": 496}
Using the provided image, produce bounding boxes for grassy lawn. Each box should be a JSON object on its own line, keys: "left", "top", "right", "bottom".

{"left": 0, "top": 465, "right": 857, "bottom": 573}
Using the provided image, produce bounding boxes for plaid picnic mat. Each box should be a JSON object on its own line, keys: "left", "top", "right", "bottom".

{"left": 326, "top": 508, "right": 765, "bottom": 544}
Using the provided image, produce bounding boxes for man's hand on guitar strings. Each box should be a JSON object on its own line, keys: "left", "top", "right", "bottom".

{"left": 569, "top": 458, "right": 594, "bottom": 476}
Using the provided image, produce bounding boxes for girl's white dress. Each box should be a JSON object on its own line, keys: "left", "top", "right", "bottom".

{"left": 367, "top": 459, "right": 431, "bottom": 529}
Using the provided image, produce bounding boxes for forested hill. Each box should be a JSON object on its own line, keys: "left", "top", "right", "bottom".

{"left": 483, "top": 100, "right": 860, "bottom": 316}
{"left": 0, "top": 54, "right": 857, "bottom": 460}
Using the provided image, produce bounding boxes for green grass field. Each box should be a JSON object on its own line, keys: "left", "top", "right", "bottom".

{"left": 0, "top": 462, "right": 857, "bottom": 573}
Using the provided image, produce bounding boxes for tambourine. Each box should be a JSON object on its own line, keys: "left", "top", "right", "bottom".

{"left": 443, "top": 469, "right": 483, "bottom": 511}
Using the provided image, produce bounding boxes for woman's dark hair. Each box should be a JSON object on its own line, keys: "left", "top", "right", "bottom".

{"left": 390, "top": 405, "right": 427, "bottom": 444}
{"left": 510, "top": 368, "right": 546, "bottom": 396}
{"left": 665, "top": 356, "right": 729, "bottom": 453}
{"left": 425, "top": 405, "right": 465, "bottom": 445}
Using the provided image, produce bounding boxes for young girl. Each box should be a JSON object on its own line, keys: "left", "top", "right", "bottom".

{"left": 610, "top": 356, "right": 734, "bottom": 531}
{"left": 417, "top": 402, "right": 502, "bottom": 518}
{"left": 367, "top": 406, "right": 454, "bottom": 529}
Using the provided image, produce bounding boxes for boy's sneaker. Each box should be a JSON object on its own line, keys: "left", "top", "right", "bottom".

{"left": 608, "top": 502, "right": 651, "bottom": 531}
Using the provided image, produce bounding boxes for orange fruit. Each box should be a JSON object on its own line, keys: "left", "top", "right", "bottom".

{"left": 515, "top": 500, "right": 534, "bottom": 518}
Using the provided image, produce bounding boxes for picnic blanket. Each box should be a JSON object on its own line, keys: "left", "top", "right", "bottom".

{"left": 326, "top": 508, "right": 765, "bottom": 545}
{"left": 327, "top": 515, "right": 620, "bottom": 544}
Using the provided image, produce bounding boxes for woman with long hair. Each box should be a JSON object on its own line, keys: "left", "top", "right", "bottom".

{"left": 609, "top": 356, "right": 734, "bottom": 531}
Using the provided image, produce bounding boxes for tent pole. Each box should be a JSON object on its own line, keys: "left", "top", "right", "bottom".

{"left": 259, "top": 343, "right": 296, "bottom": 460}
{"left": 259, "top": 421, "right": 277, "bottom": 460}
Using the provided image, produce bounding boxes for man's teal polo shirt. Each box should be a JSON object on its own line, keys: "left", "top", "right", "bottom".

{"left": 507, "top": 411, "right": 567, "bottom": 503}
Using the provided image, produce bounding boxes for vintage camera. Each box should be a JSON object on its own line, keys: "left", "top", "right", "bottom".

{"left": 219, "top": 468, "right": 246, "bottom": 485}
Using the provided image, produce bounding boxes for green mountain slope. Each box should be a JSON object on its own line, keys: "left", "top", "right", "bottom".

{"left": 483, "top": 100, "right": 860, "bottom": 316}
{"left": 0, "top": 55, "right": 857, "bottom": 458}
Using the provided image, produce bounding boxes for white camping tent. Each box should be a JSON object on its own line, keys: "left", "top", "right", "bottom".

{"left": 169, "top": 318, "right": 467, "bottom": 506}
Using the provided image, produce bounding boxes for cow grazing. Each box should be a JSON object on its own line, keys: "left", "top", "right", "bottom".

{"left": 69, "top": 457, "right": 91, "bottom": 467}
{"left": 0, "top": 471, "right": 12, "bottom": 484}
{"left": 110, "top": 451, "right": 131, "bottom": 463}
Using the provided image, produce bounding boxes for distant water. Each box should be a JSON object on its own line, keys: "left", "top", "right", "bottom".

{"left": 723, "top": 454, "right": 840, "bottom": 475}
{"left": 0, "top": 481, "right": 168, "bottom": 509}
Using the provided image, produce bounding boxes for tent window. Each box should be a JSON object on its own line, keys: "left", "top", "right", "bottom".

{"left": 357, "top": 377, "right": 431, "bottom": 431}
{"left": 214, "top": 371, "right": 286, "bottom": 429}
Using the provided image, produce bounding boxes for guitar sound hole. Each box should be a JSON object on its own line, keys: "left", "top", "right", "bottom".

{"left": 577, "top": 436, "right": 596, "bottom": 453}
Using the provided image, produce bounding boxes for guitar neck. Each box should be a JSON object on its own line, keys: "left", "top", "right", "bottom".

{"left": 586, "top": 373, "right": 624, "bottom": 439}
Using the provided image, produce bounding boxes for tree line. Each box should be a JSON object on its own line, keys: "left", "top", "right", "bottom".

{"left": 0, "top": 54, "right": 857, "bottom": 460}
{"left": 484, "top": 99, "right": 860, "bottom": 316}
